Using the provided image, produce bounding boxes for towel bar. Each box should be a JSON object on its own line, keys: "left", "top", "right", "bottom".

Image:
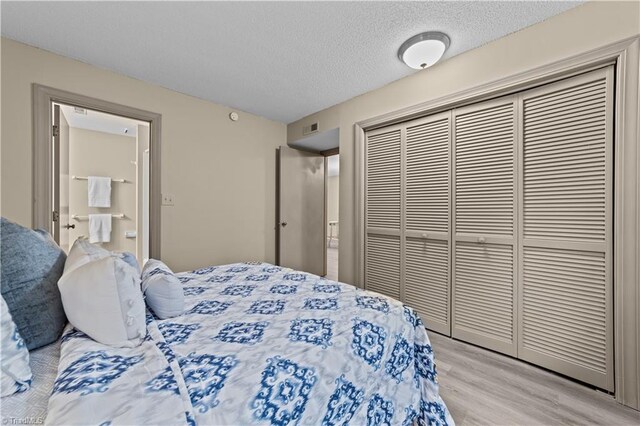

{"left": 72, "top": 176, "right": 127, "bottom": 183}
{"left": 71, "top": 214, "right": 125, "bottom": 220}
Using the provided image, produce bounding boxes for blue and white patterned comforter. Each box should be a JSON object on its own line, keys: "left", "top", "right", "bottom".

{"left": 46, "top": 263, "right": 454, "bottom": 425}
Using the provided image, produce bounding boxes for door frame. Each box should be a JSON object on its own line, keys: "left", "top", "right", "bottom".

{"left": 32, "top": 84, "right": 162, "bottom": 259}
{"left": 323, "top": 149, "right": 339, "bottom": 278}
{"left": 51, "top": 103, "right": 62, "bottom": 245}
{"left": 355, "top": 36, "right": 640, "bottom": 408}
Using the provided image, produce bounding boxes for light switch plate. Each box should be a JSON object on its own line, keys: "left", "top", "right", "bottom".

{"left": 162, "top": 193, "right": 175, "bottom": 206}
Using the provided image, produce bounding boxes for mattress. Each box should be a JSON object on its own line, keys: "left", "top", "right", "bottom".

{"left": 1, "top": 340, "right": 60, "bottom": 423}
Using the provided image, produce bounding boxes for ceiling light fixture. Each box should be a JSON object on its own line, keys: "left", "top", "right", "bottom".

{"left": 398, "top": 32, "right": 450, "bottom": 70}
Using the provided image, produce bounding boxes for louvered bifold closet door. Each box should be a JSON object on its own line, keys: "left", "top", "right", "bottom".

{"left": 518, "top": 67, "right": 614, "bottom": 391}
{"left": 404, "top": 112, "right": 451, "bottom": 335}
{"left": 453, "top": 96, "right": 518, "bottom": 356}
{"left": 365, "top": 125, "right": 402, "bottom": 300}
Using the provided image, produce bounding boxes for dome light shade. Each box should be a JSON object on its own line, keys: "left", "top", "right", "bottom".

{"left": 398, "top": 32, "right": 450, "bottom": 70}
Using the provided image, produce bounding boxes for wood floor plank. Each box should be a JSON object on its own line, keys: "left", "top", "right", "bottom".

{"left": 429, "top": 333, "right": 640, "bottom": 425}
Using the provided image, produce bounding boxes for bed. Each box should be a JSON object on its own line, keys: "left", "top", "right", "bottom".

{"left": 1, "top": 341, "right": 60, "bottom": 423}
{"left": 45, "top": 262, "right": 453, "bottom": 425}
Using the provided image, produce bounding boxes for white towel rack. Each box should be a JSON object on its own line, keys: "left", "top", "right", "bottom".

{"left": 72, "top": 176, "right": 127, "bottom": 183}
{"left": 72, "top": 214, "right": 125, "bottom": 220}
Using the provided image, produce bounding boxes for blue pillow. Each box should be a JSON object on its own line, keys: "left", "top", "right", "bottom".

{"left": 1, "top": 218, "right": 67, "bottom": 350}
{"left": 141, "top": 259, "right": 184, "bottom": 319}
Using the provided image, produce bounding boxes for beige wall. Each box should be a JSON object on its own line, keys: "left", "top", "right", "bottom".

{"left": 1, "top": 37, "right": 286, "bottom": 272}
{"left": 67, "top": 128, "right": 137, "bottom": 254}
{"left": 327, "top": 174, "right": 339, "bottom": 239}
{"left": 287, "top": 1, "right": 640, "bottom": 286}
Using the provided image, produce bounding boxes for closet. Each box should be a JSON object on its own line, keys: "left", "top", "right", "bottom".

{"left": 363, "top": 66, "right": 613, "bottom": 391}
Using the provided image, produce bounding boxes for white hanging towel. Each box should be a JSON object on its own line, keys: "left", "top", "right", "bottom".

{"left": 89, "top": 214, "right": 112, "bottom": 243}
{"left": 88, "top": 176, "right": 111, "bottom": 208}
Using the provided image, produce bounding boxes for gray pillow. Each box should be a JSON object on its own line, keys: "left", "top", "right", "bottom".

{"left": 1, "top": 218, "right": 67, "bottom": 350}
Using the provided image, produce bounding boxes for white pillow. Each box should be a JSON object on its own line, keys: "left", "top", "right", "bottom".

{"left": 1, "top": 296, "right": 32, "bottom": 397}
{"left": 65, "top": 238, "right": 141, "bottom": 274}
{"left": 141, "top": 260, "right": 184, "bottom": 319}
{"left": 64, "top": 238, "right": 110, "bottom": 274}
{"left": 58, "top": 255, "right": 146, "bottom": 347}
{"left": 118, "top": 252, "right": 141, "bottom": 274}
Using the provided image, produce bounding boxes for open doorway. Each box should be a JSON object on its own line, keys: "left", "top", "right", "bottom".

{"left": 280, "top": 127, "right": 339, "bottom": 278}
{"left": 52, "top": 102, "right": 150, "bottom": 261}
{"left": 33, "top": 85, "right": 162, "bottom": 261}
{"left": 276, "top": 147, "right": 338, "bottom": 279}
{"left": 325, "top": 154, "right": 339, "bottom": 281}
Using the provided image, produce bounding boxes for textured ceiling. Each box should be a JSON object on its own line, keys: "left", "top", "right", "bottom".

{"left": 2, "top": 1, "right": 583, "bottom": 123}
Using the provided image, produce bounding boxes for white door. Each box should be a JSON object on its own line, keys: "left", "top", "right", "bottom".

{"left": 364, "top": 112, "right": 452, "bottom": 334}
{"left": 404, "top": 111, "right": 452, "bottom": 335}
{"left": 364, "top": 125, "right": 403, "bottom": 300}
{"left": 52, "top": 104, "right": 72, "bottom": 251}
{"left": 277, "top": 146, "right": 325, "bottom": 276}
{"left": 452, "top": 96, "right": 518, "bottom": 356}
{"left": 518, "top": 67, "right": 614, "bottom": 391}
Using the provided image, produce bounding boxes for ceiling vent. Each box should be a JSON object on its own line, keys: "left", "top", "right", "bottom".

{"left": 303, "top": 122, "right": 319, "bottom": 136}
{"left": 73, "top": 107, "right": 87, "bottom": 115}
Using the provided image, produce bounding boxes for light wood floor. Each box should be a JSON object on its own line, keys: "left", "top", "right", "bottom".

{"left": 429, "top": 332, "right": 640, "bottom": 425}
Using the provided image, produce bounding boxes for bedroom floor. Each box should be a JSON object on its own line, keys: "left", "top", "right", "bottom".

{"left": 430, "top": 333, "right": 640, "bottom": 425}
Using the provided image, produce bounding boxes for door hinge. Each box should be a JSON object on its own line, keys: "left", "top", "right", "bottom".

{"left": 52, "top": 125, "right": 59, "bottom": 137}
{"left": 52, "top": 211, "right": 59, "bottom": 222}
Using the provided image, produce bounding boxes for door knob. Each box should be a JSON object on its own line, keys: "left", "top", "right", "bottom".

{"left": 63, "top": 224, "right": 76, "bottom": 229}
{"left": 478, "top": 237, "right": 486, "bottom": 244}
{"left": 281, "top": 222, "right": 288, "bottom": 227}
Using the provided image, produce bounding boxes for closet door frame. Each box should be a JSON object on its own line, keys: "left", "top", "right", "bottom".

{"left": 355, "top": 36, "right": 640, "bottom": 408}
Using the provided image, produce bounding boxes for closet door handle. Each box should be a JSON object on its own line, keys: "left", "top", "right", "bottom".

{"left": 478, "top": 237, "right": 486, "bottom": 244}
